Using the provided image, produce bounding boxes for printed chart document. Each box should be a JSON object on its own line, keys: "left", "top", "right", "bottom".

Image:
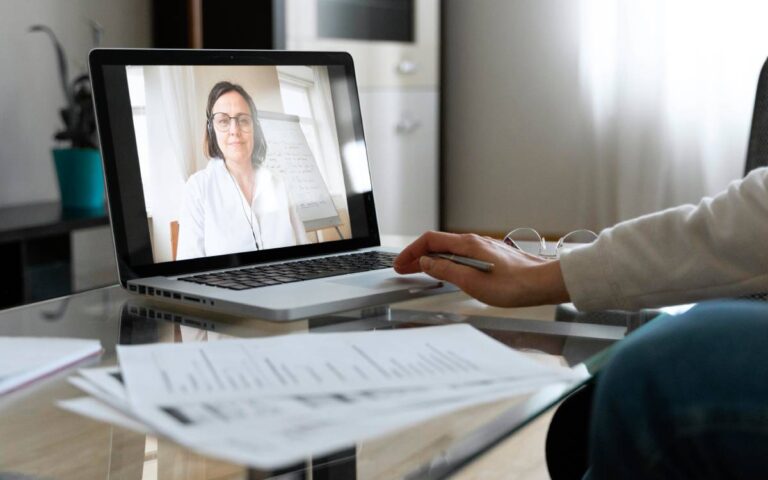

{"left": 117, "top": 323, "right": 565, "bottom": 402}
{"left": 0, "top": 337, "right": 102, "bottom": 396}
{"left": 66, "top": 325, "right": 582, "bottom": 469}
{"left": 109, "top": 324, "right": 581, "bottom": 468}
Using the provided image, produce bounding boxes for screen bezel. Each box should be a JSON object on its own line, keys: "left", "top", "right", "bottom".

{"left": 89, "top": 49, "right": 380, "bottom": 285}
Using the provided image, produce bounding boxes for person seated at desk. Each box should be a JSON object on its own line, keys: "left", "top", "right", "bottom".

{"left": 394, "top": 166, "right": 768, "bottom": 479}
{"left": 177, "top": 81, "right": 307, "bottom": 260}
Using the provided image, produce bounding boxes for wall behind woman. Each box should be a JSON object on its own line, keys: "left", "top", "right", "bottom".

{"left": 443, "top": 0, "right": 764, "bottom": 236}
{"left": 0, "top": 0, "right": 151, "bottom": 208}
{"left": 443, "top": 0, "right": 593, "bottom": 236}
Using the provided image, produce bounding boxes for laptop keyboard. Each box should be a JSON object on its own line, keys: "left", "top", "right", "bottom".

{"left": 178, "top": 251, "right": 398, "bottom": 291}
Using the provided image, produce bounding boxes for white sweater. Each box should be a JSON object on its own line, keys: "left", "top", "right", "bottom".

{"left": 177, "top": 159, "right": 308, "bottom": 260}
{"left": 560, "top": 167, "right": 768, "bottom": 311}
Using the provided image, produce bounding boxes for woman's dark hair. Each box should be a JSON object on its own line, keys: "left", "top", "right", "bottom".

{"left": 203, "top": 81, "right": 267, "bottom": 167}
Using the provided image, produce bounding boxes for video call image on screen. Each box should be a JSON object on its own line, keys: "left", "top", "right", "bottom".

{"left": 125, "top": 65, "right": 353, "bottom": 264}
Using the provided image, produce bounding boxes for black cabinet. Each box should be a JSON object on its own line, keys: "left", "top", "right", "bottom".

{"left": 152, "top": 0, "right": 280, "bottom": 49}
{"left": 0, "top": 202, "right": 108, "bottom": 308}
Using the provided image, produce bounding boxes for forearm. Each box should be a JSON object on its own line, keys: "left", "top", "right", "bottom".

{"left": 561, "top": 168, "right": 768, "bottom": 311}
{"left": 523, "top": 260, "right": 571, "bottom": 306}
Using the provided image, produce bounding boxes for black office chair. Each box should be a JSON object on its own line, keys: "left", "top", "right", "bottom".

{"left": 745, "top": 57, "right": 768, "bottom": 175}
{"left": 545, "top": 55, "right": 768, "bottom": 480}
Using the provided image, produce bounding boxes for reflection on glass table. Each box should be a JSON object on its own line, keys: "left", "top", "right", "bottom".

{"left": 0, "top": 284, "right": 644, "bottom": 479}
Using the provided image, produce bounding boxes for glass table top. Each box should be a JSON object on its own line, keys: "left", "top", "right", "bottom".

{"left": 0, "top": 285, "right": 636, "bottom": 480}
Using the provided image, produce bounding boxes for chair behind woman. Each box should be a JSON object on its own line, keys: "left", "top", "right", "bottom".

{"left": 745, "top": 56, "right": 768, "bottom": 175}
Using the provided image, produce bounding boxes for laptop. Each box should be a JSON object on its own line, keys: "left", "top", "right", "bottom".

{"left": 89, "top": 49, "right": 453, "bottom": 321}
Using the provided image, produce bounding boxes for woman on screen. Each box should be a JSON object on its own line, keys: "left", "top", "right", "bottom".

{"left": 177, "top": 81, "right": 307, "bottom": 260}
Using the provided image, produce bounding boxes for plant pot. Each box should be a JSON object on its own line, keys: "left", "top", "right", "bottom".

{"left": 52, "top": 148, "right": 105, "bottom": 210}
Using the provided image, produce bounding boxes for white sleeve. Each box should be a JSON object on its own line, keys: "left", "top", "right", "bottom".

{"left": 176, "top": 177, "right": 206, "bottom": 260}
{"left": 559, "top": 167, "right": 768, "bottom": 311}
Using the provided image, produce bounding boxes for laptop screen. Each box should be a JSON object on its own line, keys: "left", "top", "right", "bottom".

{"left": 90, "top": 51, "right": 380, "bottom": 282}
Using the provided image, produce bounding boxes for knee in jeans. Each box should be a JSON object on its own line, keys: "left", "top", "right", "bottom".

{"left": 600, "top": 334, "right": 655, "bottom": 393}
{"left": 597, "top": 301, "right": 768, "bottom": 406}
{"left": 596, "top": 323, "right": 678, "bottom": 407}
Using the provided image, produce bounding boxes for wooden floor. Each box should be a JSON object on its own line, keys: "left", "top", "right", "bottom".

{"left": 454, "top": 409, "right": 554, "bottom": 480}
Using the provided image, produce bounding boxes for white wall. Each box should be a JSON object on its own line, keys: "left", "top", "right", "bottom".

{"left": 443, "top": 0, "right": 593, "bottom": 235}
{"left": 443, "top": 1, "right": 766, "bottom": 237}
{"left": 0, "top": 0, "right": 151, "bottom": 208}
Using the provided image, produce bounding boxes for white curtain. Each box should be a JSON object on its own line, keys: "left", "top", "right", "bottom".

{"left": 309, "top": 67, "right": 345, "bottom": 198}
{"left": 144, "top": 66, "right": 205, "bottom": 262}
{"left": 578, "top": 0, "right": 768, "bottom": 227}
{"left": 150, "top": 66, "right": 205, "bottom": 178}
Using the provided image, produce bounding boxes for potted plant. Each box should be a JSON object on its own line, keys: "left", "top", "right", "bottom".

{"left": 30, "top": 22, "right": 105, "bottom": 211}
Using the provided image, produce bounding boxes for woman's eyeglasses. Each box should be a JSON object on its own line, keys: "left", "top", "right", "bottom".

{"left": 503, "top": 227, "right": 598, "bottom": 259}
{"left": 210, "top": 113, "right": 255, "bottom": 133}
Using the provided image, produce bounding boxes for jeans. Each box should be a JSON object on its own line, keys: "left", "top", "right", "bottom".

{"left": 584, "top": 300, "right": 768, "bottom": 479}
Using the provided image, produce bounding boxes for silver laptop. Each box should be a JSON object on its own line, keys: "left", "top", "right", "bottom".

{"left": 90, "top": 49, "right": 453, "bottom": 321}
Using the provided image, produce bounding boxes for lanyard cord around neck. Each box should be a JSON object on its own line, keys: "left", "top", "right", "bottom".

{"left": 225, "top": 166, "right": 260, "bottom": 251}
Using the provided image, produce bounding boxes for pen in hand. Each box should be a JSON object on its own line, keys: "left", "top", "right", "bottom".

{"left": 427, "top": 253, "right": 495, "bottom": 273}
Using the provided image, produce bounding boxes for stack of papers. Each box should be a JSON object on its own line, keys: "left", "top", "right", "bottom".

{"left": 61, "top": 324, "right": 581, "bottom": 469}
{"left": 0, "top": 337, "right": 102, "bottom": 396}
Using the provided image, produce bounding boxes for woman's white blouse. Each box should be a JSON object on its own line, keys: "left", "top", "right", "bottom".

{"left": 177, "top": 159, "right": 308, "bottom": 260}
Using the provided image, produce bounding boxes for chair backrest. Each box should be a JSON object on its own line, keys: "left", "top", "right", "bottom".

{"left": 170, "top": 221, "right": 179, "bottom": 261}
{"left": 743, "top": 59, "right": 768, "bottom": 300}
{"left": 745, "top": 57, "right": 768, "bottom": 176}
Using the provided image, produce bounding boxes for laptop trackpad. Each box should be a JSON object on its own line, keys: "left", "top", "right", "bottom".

{"left": 330, "top": 272, "right": 442, "bottom": 291}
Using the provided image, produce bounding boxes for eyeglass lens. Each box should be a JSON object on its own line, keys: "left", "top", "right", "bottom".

{"left": 212, "top": 113, "right": 254, "bottom": 132}
{"left": 503, "top": 227, "right": 545, "bottom": 255}
{"left": 555, "top": 229, "right": 598, "bottom": 253}
{"left": 504, "top": 227, "right": 598, "bottom": 258}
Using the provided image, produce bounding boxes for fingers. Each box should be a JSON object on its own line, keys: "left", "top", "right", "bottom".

{"left": 394, "top": 231, "right": 493, "bottom": 274}
{"left": 394, "top": 231, "right": 460, "bottom": 273}
{"left": 418, "top": 255, "right": 476, "bottom": 288}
